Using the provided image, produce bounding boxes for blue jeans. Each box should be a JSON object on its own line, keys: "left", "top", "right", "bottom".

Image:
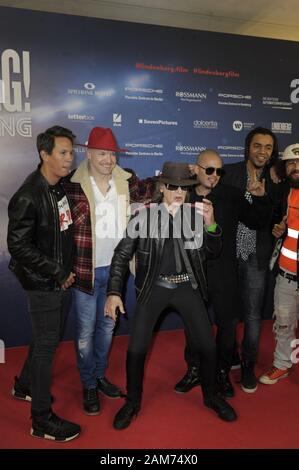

{"left": 238, "top": 254, "right": 268, "bottom": 363}
{"left": 73, "top": 266, "right": 115, "bottom": 389}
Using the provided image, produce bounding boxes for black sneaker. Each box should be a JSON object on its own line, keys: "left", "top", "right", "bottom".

{"left": 12, "top": 376, "right": 31, "bottom": 402}
{"left": 241, "top": 361, "right": 257, "bottom": 393}
{"left": 204, "top": 394, "right": 237, "bottom": 422}
{"left": 97, "top": 377, "right": 122, "bottom": 399}
{"left": 31, "top": 412, "right": 81, "bottom": 442}
{"left": 174, "top": 367, "right": 201, "bottom": 393}
{"left": 113, "top": 400, "right": 140, "bottom": 430}
{"left": 83, "top": 387, "right": 100, "bottom": 415}
{"left": 12, "top": 376, "right": 54, "bottom": 403}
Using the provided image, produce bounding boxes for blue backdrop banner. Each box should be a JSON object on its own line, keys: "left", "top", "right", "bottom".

{"left": 1, "top": 6, "right": 299, "bottom": 346}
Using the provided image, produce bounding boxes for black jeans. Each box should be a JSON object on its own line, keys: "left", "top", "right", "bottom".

{"left": 185, "top": 318, "right": 238, "bottom": 372}
{"left": 237, "top": 254, "right": 268, "bottom": 363}
{"left": 126, "top": 283, "right": 217, "bottom": 404}
{"left": 19, "top": 290, "right": 71, "bottom": 416}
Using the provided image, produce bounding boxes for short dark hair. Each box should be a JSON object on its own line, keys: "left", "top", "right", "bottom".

{"left": 244, "top": 127, "right": 279, "bottom": 165}
{"left": 36, "top": 125, "right": 76, "bottom": 162}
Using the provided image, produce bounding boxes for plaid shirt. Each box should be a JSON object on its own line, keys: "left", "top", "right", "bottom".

{"left": 63, "top": 161, "right": 154, "bottom": 294}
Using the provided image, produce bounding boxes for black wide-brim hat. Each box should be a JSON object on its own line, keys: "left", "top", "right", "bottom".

{"left": 157, "top": 161, "right": 197, "bottom": 186}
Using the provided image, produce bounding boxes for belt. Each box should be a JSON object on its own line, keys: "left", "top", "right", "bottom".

{"left": 279, "top": 268, "right": 298, "bottom": 282}
{"left": 155, "top": 273, "right": 190, "bottom": 289}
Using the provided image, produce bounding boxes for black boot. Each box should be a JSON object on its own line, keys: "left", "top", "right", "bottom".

{"left": 241, "top": 361, "right": 257, "bottom": 393}
{"left": 204, "top": 393, "right": 237, "bottom": 422}
{"left": 113, "top": 400, "right": 140, "bottom": 430}
{"left": 174, "top": 366, "right": 201, "bottom": 393}
{"left": 217, "top": 369, "right": 235, "bottom": 398}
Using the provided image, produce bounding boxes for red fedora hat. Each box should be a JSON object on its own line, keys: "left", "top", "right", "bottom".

{"left": 78, "top": 127, "right": 126, "bottom": 152}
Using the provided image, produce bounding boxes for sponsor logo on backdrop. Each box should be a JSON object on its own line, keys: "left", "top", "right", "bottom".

{"left": 193, "top": 120, "right": 218, "bottom": 129}
{"left": 262, "top": 96, "right": 292, "bottom": 110}
{"left": 135, "top": 63, "right": 240, "bottom": 78}
{"left": 290, "top": 79, "right": 299, "bottom": 104}
{"left": 271, "top": 122, "right": 292, "bottom": 134}
{"left": 218, "top": 145, "right": 244, "bottom": 159}
{"left": 232, "top": 120, "right": 254, "bottom": 132}
{"left": 175, "top": 91, "right": 207, "bottom": 103}
{"left": 138, "top": 118, "right": 178, "bottom": 126}
{"left": 176, "top": 143, "right": 206, "bottom": 156}
{"left": 0, "top": 49, "right": 32, "bottom": 137}
{"left": 125, "top": 142, "right": 163, "bottom": 157}
{"left": 113, "top": 113, "right": 122, "bottom": 127}
{"left": 124, "top": 86, "right": 163, "bottom": 102}
{"left": 218, "top": 92, "right": 252, "bottom": 108}
{"left": 67, "top": 82, "right": 114, "bottom": 97}
{"left": 68, "top": 113, "right": 95, "bottom": 122}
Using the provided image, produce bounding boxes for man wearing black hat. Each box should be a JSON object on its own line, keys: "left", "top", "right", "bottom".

{"left": 105, "top": 161, "right": 237, "bottom": 430}
{"left": 64, "top": 127, "right": 154, "bottom": 415}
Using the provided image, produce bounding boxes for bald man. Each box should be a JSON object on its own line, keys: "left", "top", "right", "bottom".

{"left": 175, "top": 149, "right": 272, "bottom": 398}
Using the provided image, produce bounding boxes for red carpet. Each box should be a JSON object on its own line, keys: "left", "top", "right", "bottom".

{"left": 1, "top": 320, "right": 299, "bottom": 449}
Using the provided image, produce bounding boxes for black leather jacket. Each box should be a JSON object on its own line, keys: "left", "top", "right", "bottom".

{"left": 107, "top": 204, "right": 222, "bottom": 304}
{"left": 7, "top": 169, "right": 72, "bottom": 291}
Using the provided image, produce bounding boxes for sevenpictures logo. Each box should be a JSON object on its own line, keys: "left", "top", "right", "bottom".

{"left": 138, "top": 118, "right": 178, "bottom": 126}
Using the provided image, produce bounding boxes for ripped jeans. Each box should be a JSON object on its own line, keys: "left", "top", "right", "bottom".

{"left": 73, "top": 266, "right": 115, "bottom": 389}
{"left": 273, "top": 273, "right": 299, "bottom": 370}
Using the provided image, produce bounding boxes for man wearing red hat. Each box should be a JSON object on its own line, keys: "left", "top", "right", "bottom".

{"left": 64, "top": 127, "right": 154, "bottom": 415}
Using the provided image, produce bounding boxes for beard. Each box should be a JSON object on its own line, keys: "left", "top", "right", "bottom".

{"left": 288, "top": 173, "right": 299, "bottom": 188}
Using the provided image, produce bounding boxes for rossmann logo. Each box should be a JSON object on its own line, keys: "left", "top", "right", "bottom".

{"left": 176, "top": 91, "right": 207, "bottom": 102}
{"left": 176, "top": 143, "right": 206, "bottom": 153}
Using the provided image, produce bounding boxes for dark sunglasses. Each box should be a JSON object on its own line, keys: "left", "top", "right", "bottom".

{"left": 198, "top": 164, "right": 225, "bottom": 177}
{"left": 165, "top": 183, "right": 189, "bottom": 191}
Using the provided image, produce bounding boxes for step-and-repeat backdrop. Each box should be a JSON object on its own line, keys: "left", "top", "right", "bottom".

{"left": 1, "top": 6, "right": 299, "bottom": 346}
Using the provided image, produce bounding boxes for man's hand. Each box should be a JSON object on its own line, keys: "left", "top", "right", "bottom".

{"left": 61, "top": 272, "right": 76, "bottom": 290}
{"left": 247, "top": 179, "right": 266, "bottom": 197}
{"left": 195, "top": 199, "right": 215, "bottom": 227}
{"left": 104, "top": 295, "right": 125, "bottom": 322}
{"left": 272, "top": 215, "right": 287, "bottom": 238}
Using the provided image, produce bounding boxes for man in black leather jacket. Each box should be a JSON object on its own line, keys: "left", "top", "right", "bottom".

{"left": 7, "top": 125, "right": 81, "bottom": 442}
{"left": 104, "top": 162, "right": 237, "bottom": 430}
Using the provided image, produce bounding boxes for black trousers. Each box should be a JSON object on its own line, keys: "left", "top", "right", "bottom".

{"left": 19, "top": 289, "right": 71, "bottom": 416}
{"left": 126, "top": 283, "right": 217, "bottom": 404}
{"left": 185, "top": 317, "right": 238, "bottom": 372}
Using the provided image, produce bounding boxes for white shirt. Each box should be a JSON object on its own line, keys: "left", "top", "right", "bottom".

{"left": 90, "top": 176, "right": 125, "bottom": 267}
